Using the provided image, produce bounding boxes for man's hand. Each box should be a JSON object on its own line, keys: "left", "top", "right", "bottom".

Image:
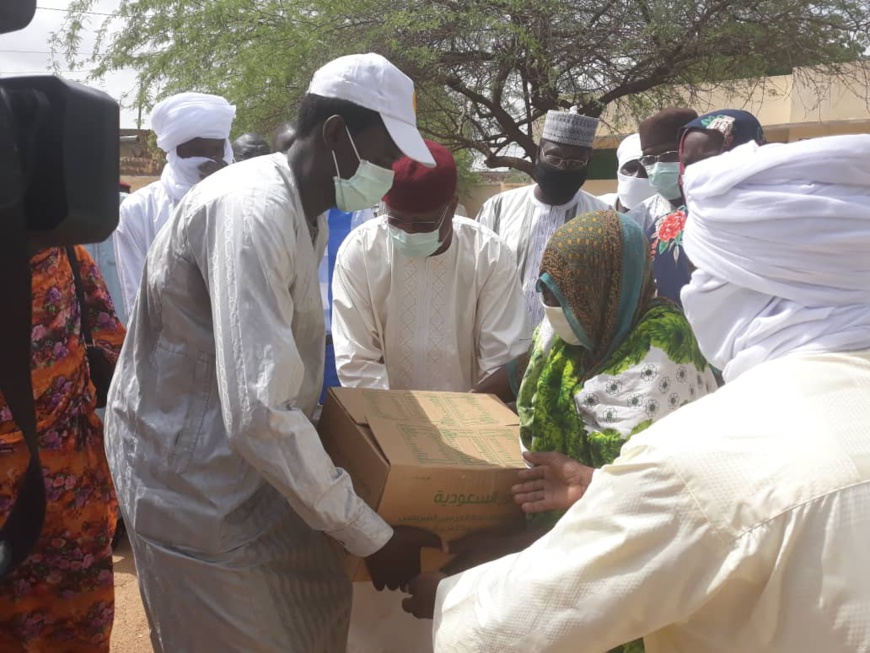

{"left": 198, "top": 158, "right": 228, "bottom": 179}
{"left": 365, "top": 526, "right": 443, "bottom": 591}
{"left": 402, "top": 572, "right": 447, "bottom": 619}
{"left": 441, "top": 523, "right": 538, "bottom": 575}
{"left": 512, "top": 450, "right": 594, "bottom": 514}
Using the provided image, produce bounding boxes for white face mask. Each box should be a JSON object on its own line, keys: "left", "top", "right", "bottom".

{"left": 617, "top": 172, "right": 656, "bottom": 210}
{"left": 387, "top": 205, "right": 449, "bottom": 258}
{"left": 332, "top": 126, "right": 395, "bottom": 213}
{"left": 541, "top": 300, "right": 582, "bottom": 346}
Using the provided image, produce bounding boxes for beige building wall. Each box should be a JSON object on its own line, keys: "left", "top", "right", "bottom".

{"left": 467, "top": 63, "right": 870, "bottom": 211}
{"left": 597, "top": 63, "right": 870, "bottom": 144}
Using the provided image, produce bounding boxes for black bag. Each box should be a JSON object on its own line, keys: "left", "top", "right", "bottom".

{"left": 66, "top": 246, "right": 115, "bottom": 409}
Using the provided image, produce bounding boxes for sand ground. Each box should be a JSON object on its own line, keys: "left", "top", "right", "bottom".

{"left": 110, "top": 536, "right": 152, "bottom": 653}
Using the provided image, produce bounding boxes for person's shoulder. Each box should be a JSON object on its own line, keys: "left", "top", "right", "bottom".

{"left": 195, "top": 153, "right": 291, "bottom": 204}
{"left": 480, "top": 184, "right": 533, "bottom": 209}
{"left": 455, "top": 216, "right": 509, "bottom": 249}
{"left": 576, "top": 189, "right": 610, "bottom": 210}
{"left": 336, "top": 215, "right": 387, "bottom": 262}
{"left": 120, "top": 180, "right": 162, "bottom": 210}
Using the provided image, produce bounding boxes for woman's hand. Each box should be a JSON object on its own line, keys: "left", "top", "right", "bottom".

{"left": 512, "top": 450, "right": 594, "bottom": 514}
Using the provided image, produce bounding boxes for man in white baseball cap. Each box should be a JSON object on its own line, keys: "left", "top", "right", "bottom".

{"left": 104, "top": 53, "right": 439, "bottom": 653}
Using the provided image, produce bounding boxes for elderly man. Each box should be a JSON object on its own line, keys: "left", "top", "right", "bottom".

{"left": 333, "top": 138, "right": 528, "bottom": 392}
{"left": 105, "top": 53, "right": 439, "bottom": 653}
{"left": 231, "top": 132, "right": 271, "bottom": 161}
{"left": 476, "top": 107, "right": 608, "bottom": 328}
{"left": 404, "top": 134, "right": 870, "bottom": 652}
{"left": 114, "top": 92, "right": 236, "bottom": 316}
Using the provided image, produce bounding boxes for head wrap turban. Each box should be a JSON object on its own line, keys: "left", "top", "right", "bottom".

{"left": 681, "top": 135, "right": 870, "bottom": 381}
{"left": 151, "top": 92, "right": 236, "bottom": 202}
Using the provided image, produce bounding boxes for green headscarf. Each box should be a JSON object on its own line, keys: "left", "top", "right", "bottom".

{"left": 517, "top": 210, "right": 656, "bottom": 465}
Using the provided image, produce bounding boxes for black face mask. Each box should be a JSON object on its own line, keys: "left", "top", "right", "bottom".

{"left": 534, "top": 161, "right": 588, "bottom": 205}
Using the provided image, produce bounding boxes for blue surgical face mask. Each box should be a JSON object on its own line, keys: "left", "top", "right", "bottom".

{"left": 333, "top": 126, "right": 395, "bottom": 213}
{"left": 645, "top": 162, "right": 682, "bottom": 201}
{"left": 387, "top": 205, "right": 449, "bottom": 258}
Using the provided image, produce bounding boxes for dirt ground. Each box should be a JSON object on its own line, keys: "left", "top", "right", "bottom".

{"left": 110, "top": 536, "right": 152, "bottom": 652}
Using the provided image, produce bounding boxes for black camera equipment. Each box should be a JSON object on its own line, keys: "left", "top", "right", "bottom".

{"left": 0, "top": 0, "right": 120, "bottom": 578}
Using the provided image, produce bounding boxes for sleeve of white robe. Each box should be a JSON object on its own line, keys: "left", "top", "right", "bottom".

{"left": 331, "top": 233, "right": 390, "bottom": 389}
{"left": 474, "top": 236, "right": 530, "bottom": 381}
{"left": 432, "top": 434, "right": 730, "bottom": 652}
{"left": 114, "top": 195, "right": 149, "bottom": 319}
{"left": 195, "top": 189, "right": 393, "bottom": 557}
{"left": 476, "top": 195, "right": 496, "bottom": 230}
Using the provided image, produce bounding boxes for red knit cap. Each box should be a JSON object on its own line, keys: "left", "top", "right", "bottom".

{"left": 383, "top": 140, "right": 457, "bottom": 213}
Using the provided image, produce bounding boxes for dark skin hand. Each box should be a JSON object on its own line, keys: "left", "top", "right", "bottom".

{"left": 365, "top": 525, "right": 444, "bottom": 591}
{"left": 440, "top": 522, "right": 544, "bottom": 576}
{"left": 512, "top": 450, "right": 595, "bottom": 514}
{"left": 402, "top": 524, "right": 547, "bottom": 619}
{"left": 402, "top": 571, "right": 446, "bottom": 620}
{"left": 176, "top": 137, "right": 228, "bottom": 180}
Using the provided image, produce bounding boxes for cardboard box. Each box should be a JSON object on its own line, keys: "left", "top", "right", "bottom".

{"left": 317, "top": 387, "right": 526, "bottom": 581}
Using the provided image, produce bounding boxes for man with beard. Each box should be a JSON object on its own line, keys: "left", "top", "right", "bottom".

{"left": 477, "top": 107, "right": 607, "bottom": 328}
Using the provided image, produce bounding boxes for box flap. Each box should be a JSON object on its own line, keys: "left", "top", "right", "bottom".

{"left": 328, "top": 388, "right": 519, "bottom": 428}
{"left": 366, "top": 416, "right": 525, "bottom": 469}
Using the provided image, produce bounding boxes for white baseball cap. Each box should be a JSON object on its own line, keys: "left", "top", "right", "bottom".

{"left": 308, "top": 53, "right": 436, "bottom": 167}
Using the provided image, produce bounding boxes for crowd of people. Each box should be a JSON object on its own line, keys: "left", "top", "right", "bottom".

{"left": 1, "top": 50, "right": 870, "bottom": 653}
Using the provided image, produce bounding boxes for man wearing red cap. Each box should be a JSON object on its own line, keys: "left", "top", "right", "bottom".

{"left": 332, "top": 138, "right": 528, "bottom": 653}
{"left": 332, "top": 140, "right": 529, "bottom": 394}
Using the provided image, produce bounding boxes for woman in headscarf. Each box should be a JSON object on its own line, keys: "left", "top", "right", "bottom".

{"left": 644, "top": 109, "right": 765, "bottom": 315}
{"left": 447, "top": 210, "right": 716, "bottom": 547}
{"left": 0, "top": 247, "right": 125, "bottom": 652}
{"left": 510, "top": 210, "right": 717, "bottom": 519}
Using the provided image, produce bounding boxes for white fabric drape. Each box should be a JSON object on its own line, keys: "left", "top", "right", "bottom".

{"left": 681, "top": 135, "right": 870, "bottom": 381}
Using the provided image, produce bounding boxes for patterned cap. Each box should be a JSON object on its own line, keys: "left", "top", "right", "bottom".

{"left": 541, "top": 107, "right": 599, "bottom": 148}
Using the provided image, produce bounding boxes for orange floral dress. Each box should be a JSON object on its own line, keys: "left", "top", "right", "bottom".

{"left": 0, "top": 247, "right": 125, "bottom": 652}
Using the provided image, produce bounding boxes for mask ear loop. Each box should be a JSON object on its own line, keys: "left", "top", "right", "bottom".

{"left": 332, "top": 123, "right": 363, "bottom": 178}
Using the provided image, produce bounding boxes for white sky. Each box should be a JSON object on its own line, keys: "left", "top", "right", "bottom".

{"left": 0, "top": 1, "right": 143, "bottom": 128}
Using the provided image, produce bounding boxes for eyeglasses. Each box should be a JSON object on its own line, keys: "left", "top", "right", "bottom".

{"left": 639, "top": 151, "right": 680, "bottom": 167}
{"left": 540, "top": 153, "right": 589, "bottom": 171}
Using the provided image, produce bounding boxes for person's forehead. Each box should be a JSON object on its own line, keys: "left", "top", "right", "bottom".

{"left": 540, "top": 140, "right": 590, "bottom": 158}
{"left": 683, "top": 130, "right": 723, "bottom": 153}
{"left": 642, "top": 140, "right": 679, "bottom": 156}
{"left": 385, "top": 204, "right": 444, "bottom": 221}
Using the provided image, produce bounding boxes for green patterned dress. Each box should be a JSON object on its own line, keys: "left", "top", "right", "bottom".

{"left": 511, "top": 210, "right": 718, "bottom": 652}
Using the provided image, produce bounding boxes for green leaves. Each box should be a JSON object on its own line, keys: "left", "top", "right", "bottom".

{"left": 55, "top": 0, "right": 870, "bottom": 174}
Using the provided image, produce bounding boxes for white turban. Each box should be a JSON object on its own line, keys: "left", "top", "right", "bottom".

{"left": 151, "top": 92, "right": 236, "bottom": 153}
{"left": 680, "top": 135, "right": 870, "bottom": 381}
{"left": 151, "top": 92, "right": 237, "bottom": 202}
